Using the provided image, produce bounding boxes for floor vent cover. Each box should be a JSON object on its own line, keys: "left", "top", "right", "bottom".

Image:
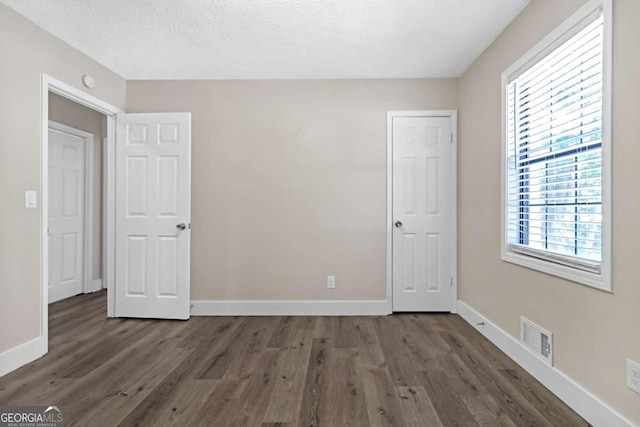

{"left": 520, "top": 317, "right": 553, "bottom": 366}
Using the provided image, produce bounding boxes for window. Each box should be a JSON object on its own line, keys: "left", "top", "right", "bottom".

{"left": 501, "top": 0, "right": 612, "bottom": 291}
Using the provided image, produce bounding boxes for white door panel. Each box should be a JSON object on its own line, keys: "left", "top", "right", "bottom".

{"left": 392, "top": 116, "right": 452, "bottom": 312}
{"left": 115, "top": 113, "right": 191, "bottom": 319}
{"left": 48, "top": 129, "right": 85, "bottom": 303}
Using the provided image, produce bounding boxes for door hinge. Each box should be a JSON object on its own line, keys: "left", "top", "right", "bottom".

{"left": 450, "top": 133, "right": 453, "bottom": 144}
{"left": 450, "top": 277, "right": 454, "bottom": 287}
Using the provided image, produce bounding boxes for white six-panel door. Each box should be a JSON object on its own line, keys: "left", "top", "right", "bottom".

{"left": 392, "top": 116, "right": 453, "bottom": 312}
{"left": 48, "top": 127, "right": 86, "bottom": 303}
{"left": 115, "top": 113, "right": 191, "bottom": 319}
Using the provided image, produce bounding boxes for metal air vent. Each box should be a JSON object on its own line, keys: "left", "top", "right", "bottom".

{"left": 520, "top": 316, "right": 553, "bottom": 366}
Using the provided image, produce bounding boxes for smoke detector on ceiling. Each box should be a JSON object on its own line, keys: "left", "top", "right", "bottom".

{"left": 81, "top": 74, "right": 95, "bottom": 89}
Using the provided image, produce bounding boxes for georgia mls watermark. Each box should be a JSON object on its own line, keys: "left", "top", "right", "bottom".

{"left": 0, "top": 406, "right": 64, "bottom": 427}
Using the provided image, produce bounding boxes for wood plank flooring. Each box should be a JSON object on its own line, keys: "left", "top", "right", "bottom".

{"left": 0, "top": 291, "right": 589, "bottom": 426}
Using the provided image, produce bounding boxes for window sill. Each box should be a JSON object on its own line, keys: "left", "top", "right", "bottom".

{"left": 501, "top": 250, "right": 611, "bottom": 293}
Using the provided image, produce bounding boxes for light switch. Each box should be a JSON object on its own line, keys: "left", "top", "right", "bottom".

{"left": 25, "top": 191, "right": 37, "bottom": 209}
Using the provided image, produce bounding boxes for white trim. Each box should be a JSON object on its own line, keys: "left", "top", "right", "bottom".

{"left": 0, "top": 337, "right": 47, "bottom": 378}
{"left": 104, "top": 116, "right": 117, "bottom": 317}
{"left": 386, "top": 113, "right": 394, "bottom": 314}
{"left": 500, "top": 0, "right": 613, "bottom": 292}
{"left": 386, "top": 110, "right": 458, "bottom": 313}
{"left": 191, "top": 300, "right": 391, "bottom": 316}
{"left": 48, "top": 121, "right": 95, "bottom": 297}
{"left": 600, "top": 0, "right": 614, "bottom": 291}
{"left": 457, "top": 300, "right": 634, "bottom": 427}
{"left": 450, "top": 111, "right": 458, "bottom": 313}
{"left": 93, "top": 279, "right": 103, "bottom": 292}
{"left": 46, "top": 75, "right": 123, "bottom": 117}
{"left": 501, "top": 251, "right": 611, "bottom": 292}
{"left": 85, "top": 131, "right": 95, "bottom": 294}
{"left": 39, "top": 74, "right": 123, "bottom": 366}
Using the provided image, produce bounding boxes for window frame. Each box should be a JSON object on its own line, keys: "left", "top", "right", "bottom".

{"left": 500, "top": 0, "right": 613, "bottom": 292}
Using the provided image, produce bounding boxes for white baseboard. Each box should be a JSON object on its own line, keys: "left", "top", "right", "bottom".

{"left": 191, "top": 300, "right": 391, "bottom": 316}
{"left": 0, "top": 336, "right": 47, "bottom": 377}
{"left": 92, "top": 279, "right": 103, "bottom": 292}
{"left": 457, "top": 300, "right": 634, "bottom": 427}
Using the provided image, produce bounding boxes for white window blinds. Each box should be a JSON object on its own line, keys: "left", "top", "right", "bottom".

{"left": 506, "top": 10, "right": 604, "bottom": 271}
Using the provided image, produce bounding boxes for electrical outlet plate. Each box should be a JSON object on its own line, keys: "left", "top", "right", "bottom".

{"left": 327, "top": 275, "right": 336, "bottom": 289}
{"left": 627, "top": 359, "right": 640, "bottom": 394}
{"left": 25, "top": 190, "right": 37, "bottom": 208}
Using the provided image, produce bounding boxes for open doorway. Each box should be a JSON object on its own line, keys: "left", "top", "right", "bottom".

{"left": 40, "top": 75, "right": 123, "bottom": 353}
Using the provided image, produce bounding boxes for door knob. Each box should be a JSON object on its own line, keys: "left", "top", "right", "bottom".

{"left": 395, "top": 221, "right": 403, "bottom": 228}
{"left": 176, "top": 223, "right": 187, "bottom": 230}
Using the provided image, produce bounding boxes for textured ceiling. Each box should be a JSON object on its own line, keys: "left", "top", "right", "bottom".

{"left": 1, "top": 0, "right": 530, "bottom": 80}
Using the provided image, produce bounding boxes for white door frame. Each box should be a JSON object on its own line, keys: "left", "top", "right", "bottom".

{"left": 48, "top": 120, "right": 96, "bottom": 296}
{"left": 386, "top": 110, "right": 458, "bottom": 313}
{"left": 41, "top": 74, "right": 123, "bottom": 351}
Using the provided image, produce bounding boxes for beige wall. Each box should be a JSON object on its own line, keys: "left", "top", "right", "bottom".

{"left": 49, "top": 93, "right": 105, "bottom": 280}
{"left": 0, "top": 3, "right": 126, "bottom": 353}
{"left": 126, "top": 79, "right": 458, "bottom": 301}
{"left": 458, "top": 0, "right": 640, "bottom": 423}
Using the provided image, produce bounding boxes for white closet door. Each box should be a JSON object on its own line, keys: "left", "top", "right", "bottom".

{"left": 392, "top": 116, "right": 453, "bottom": 312}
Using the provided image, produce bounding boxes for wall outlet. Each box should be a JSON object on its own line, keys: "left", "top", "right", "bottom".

{"left": 327, "top": 275, "right": 336, "bottom": 289}
{"left": 627, "top": 359, "right": 640, "bottom": 394}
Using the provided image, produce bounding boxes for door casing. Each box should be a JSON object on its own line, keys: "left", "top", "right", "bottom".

{"left": 386, "top": 110, "right": 458, "bottom": 313}
{"left": 41, "top": 74, "right": 124, "bottom": 355}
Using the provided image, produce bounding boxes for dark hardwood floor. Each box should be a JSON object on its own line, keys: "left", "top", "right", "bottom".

{"left": 0, "top": 291, "right": 588, "bottom": 426}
